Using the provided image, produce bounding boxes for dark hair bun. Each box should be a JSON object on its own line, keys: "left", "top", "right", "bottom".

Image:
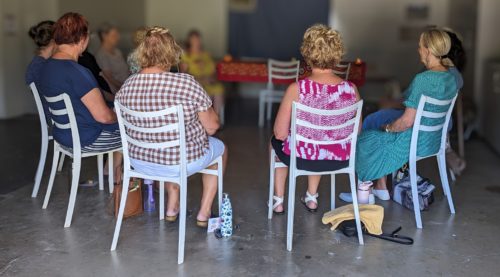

{"left": 28, "top": 20, "right": 55, "bottom": 48}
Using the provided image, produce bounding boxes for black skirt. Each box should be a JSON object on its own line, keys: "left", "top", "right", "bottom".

{"left": 271, "top": 136, "right": 349, "bottom": 172}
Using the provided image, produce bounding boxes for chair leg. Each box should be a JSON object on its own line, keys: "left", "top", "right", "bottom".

{"left": 258, "top": 93, "right": 265, "bottom": 127}
{"left": 108, "top": 152, "right": 114, "bottom": 193}
{"left": 268, "top": 150, "right": 276, "bottom": 219}
{"left": 349, "top": 172, "right": 364, "bottom": 245}
{"left": 330, "top": 174, "right": 336, "bottom": 210}
{"left": 217, "top": 156, "right": 223, "bottom": 214}
{"left": 42, "top": 147, "right": 61, "bottom": 209}
{"left": 32, "top": 133, "right": 49, "bottom": 198}
{"left": 57, "top": 153, "right": 66, "bottom": 172}
{"left": 64, "top": 156, "right": 82, "bottom": 228}
{"left": 409, "top": 161, "right": 423, "bottom": 229}
{"left": 111, "top": 174, "right": 131, "bottom": 251}
{"left": 178, "top": 183, "right": 187, "bottom": 264}
{"left": 98, "top": 155, "right": 104, "bottom": 191}
{"left": 159, "top": 181, "right": 165, "bottom": 220}
{"left": 438, "top": 154, "right": 456, "bottom": 214}
{"left": 266, "top": 101, "right": 272, "bottom": 121}
{"left": 286, "top": 173, "right": 297, "bottom": 251}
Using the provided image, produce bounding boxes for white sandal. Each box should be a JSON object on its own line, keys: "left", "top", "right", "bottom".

{"left": 300, "top": 191, "right": 319, "bottom": 213}
{"left": 268, "top": 195, "right": 285, "bottom": 215}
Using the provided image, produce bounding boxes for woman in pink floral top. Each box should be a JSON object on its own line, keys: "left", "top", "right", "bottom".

{"left": 270, "top": 24, "right": 361, "bottom": 214}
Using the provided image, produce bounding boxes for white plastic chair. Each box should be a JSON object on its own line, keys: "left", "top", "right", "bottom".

{"left": 268, "top": 100, "right": 364, "bottom": 251}
{"left": 406, "top": 94, "right": 458, "bottom": 229}
{"left": 111, "top": 102, "right": 223, "bottom": 265}
{"left": 29, "top": 83, "right": 65, "bottom": 197}
{"left": 258, "top": 59, "right": 300, "bottom": 127}
{"left": 42, "top": 93, "right": 120, "bottom": 228}
{"left": 333, "top": 62, "right": 351, "bottom": 80}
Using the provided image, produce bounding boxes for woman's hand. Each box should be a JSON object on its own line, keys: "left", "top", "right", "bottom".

{"left": 273, "top": 83, "right": 299, "bottom": 140}
{"left": 198, "top": 107, "right": 220, "bottom": 136}
{"left": 384, "top": 107, "right": 416, "bottom": 133}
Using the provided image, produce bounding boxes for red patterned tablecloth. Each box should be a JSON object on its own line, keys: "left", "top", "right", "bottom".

{"left": 217, "top": 60, "right": 366, "bottom": 87}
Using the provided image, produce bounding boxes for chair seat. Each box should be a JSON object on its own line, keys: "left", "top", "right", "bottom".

{"left": 58, "top": 143, "right": 121, "bottom": 158}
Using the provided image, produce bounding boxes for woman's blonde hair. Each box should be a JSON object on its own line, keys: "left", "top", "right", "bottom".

{"left": 421, "top": 28, "right": 454, "bottom": 67}
{"left": 134, "top": 26, "right": 182, "bottom": 70}
{"left": 300, "top": 24, "right": 344, "bottom": 69}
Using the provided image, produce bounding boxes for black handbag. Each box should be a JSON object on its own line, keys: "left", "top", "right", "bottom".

{"left": 338, "top": 220, "right": 414, "bottom": 245}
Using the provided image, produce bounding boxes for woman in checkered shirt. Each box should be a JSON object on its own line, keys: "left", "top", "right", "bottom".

{"left": 116, "top": 27, "right": 228, "bottom": 227}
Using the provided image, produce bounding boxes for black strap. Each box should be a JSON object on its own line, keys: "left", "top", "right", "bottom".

{"left": 367, "top": 226, "right": 414, "bottom": 245}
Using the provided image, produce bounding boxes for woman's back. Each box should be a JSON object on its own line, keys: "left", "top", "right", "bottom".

{"left": 283, "top": 78, "right": 357, "bottom": 161}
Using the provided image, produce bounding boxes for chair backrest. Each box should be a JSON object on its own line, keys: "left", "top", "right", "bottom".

{"left": 267, "top": 59, "right": 300, "bottom": 89}
{"left": 44, "top": 93, "right": 81, "bottom": 153}
{"left": 289, "top": 100, "right": 364, "bottom": 172}
{"left": 332, "top": 63, "right": 351, "bottom": 80}
{"left": 410, "top": 94, "right": 458, "bottom": 160}
{"left": 114, "top": 101, "right": 187, "bottom": 179}
{"left": 29, "top": 82, "right": 49, "bottom": 135}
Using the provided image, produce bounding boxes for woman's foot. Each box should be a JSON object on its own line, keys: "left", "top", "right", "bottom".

{"left": 196, "top": 210, "right": 211, "bottom": 228}
{"left": 300, "top": 191, "right": 318, "bottom": 213}
{"left": 269, "top": 195, "right": 285, "bottom": 215}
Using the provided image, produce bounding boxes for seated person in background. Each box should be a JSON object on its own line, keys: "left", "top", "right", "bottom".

{"left": 95, "top": 23, "right": 130, "bottom": 92}
{"left": 116, "top": 27, "right": 228, "bottom": 227}
{"left": 38, "top": 12, "right": 122, "bottom": 182}
{"left": 181, "top": 30, "right": 225, "bottom": 119}
{"left": 339, "top": 29, "right": 458, "bottom": 203}
{"left": 127, "top": 26, "right": 148, "bottom": 74}
{"left": 366, "top": 28, "right": 465, "bottom": 131}
{"left": 26, "top": 20, "right": 56, "bottom": 122}
{"left": 270, "top": 24, "right": 361, "bottom": 214}
{"left": 79, "top": 50, "right": 115, "bottom": 105}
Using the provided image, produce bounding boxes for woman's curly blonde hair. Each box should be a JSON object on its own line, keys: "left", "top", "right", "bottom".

{"left": 134, "top": 26, "right": 182, "bottom": 70}
{"left": 300, "top": 24, "right": 344, "bottom": 69}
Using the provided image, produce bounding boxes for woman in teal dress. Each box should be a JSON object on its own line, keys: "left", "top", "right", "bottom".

{"left": 354, "top": 29, "right": 458, "bottom": 200}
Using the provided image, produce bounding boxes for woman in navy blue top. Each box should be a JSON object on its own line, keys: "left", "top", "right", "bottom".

{"left": 38, "top": 12, "right": 122, "bottom": 181}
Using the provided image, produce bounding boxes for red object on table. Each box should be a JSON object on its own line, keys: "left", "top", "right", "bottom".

{"left": 216, "top": 60, "right": 367, "bottom": 87}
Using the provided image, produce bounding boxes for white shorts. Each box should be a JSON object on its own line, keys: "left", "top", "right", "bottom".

{"left": 130, "top": 137, "right": 225, "bottom": 178}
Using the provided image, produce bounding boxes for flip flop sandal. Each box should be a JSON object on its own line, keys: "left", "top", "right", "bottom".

{"left": 300, "top": 192, "right": 319, "bottom": 213}
{"left": 165, "top": 213, "right": 179, "bottom": 222}
{"left": 196, "top": 212, "right": 216, "bottom": 228}
{"left": 267, "top": 195, "right": 285, "bottom": 215}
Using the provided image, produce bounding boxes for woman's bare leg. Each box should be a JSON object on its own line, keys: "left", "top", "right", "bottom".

{"left": 198, "top": 147, "right": 228, "bottom": 221}
{"left": 373, "top": 176, "right": 387, "bottom": 190}
{"left": 113, "top": 152, "right": 123, "bottom": 184}
{"left": 166, "top": 182, "right": 180, "bottom": 216}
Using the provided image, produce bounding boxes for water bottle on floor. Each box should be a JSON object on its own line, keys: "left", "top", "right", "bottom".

{"left": 220, "top": 193, "right": 233, "bottom": 237}
{"left": 143, "top": 179, "right": 155, "bottom": 212}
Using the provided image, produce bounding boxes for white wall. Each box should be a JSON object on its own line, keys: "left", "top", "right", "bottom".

{"left": 0, "top": 0, "right": 59, "bottom": 118}
{"left": 330, "top": 0, "right": 450, "bottom": 86}
{"left": 145, "top": 0, "right": 228, "bottom": 58}
{"left": 474, "top": 0, "right": 500, "bottom": 133}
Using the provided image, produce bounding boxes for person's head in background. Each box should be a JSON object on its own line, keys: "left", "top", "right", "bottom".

{"left": 28, "top": 20, "right": 56, "bottom": 59}
{"left": 418, "top": 28, "right": 453, "bottom": 70}
{"left": 300, "top": 24, "right": 344, "bottom": 71}
{"left": 132, "top": 27, "right": 148, "bottom": 48}
{"left": 53, "top": 12, "right": 90, "bottom": 60}
{"left": 135, "top": 26, "right": 182, "bottom": 71}
{"left": 443, "top": 29, "right": 466, "bottom": 72}
{"left": 98, "top": 23, "right": 120, "bottom": 50}
{"left": 185, "top": 29, "right": 202, "bottom": 53}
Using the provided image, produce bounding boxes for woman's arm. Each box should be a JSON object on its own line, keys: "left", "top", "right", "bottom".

{"left": 198, "top": 107, "right": 220, "bottom": 135}
{"left": 273, "top": 83, "right": 299, "bottom": 140}
{"left": 384, "top": 107, "right": 416, "bottom": 132}
{"left": 81, "top": 88, "right": 117, "bottom": 124}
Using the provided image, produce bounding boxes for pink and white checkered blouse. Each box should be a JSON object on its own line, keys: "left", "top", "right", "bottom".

{"left": 283, "top": 78, "right": 357, "bottom": 161}
{"left": 116, "top": 72, "right": 212, "bottom": 165}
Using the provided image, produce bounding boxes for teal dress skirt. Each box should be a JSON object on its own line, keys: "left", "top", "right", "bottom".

{"left": 355, "top": 70, "right": 458, "bottom": 181}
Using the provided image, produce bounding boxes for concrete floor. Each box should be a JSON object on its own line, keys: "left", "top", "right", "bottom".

{"left": 1, "top": 104, "right": 500, "bottom": 276}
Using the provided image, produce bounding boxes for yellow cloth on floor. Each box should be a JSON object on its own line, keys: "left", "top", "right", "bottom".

{"left": 322, "top": 204, "right": 384, "bottom": 235}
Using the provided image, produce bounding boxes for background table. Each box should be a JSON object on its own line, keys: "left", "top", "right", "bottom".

{"left": 217, "top": 60, "right": 367, "bottom": 87}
